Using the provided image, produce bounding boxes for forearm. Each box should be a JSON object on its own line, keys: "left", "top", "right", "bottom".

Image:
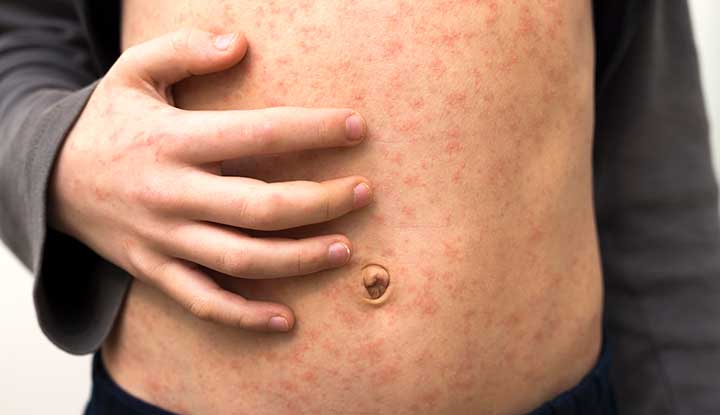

{"left": 0, "top": 0, "right": 112, "bottom": 354}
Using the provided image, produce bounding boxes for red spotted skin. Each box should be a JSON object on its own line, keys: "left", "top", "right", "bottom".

{"left": 105, "top": 1, "right": 602, "bottom": 414}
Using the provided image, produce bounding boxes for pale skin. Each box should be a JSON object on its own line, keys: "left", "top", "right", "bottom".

{"left": 48, "top": 29, "right": 375, "bottom": 332}
{"left": 53, "top": 1, "right": 604, "bottom": 413}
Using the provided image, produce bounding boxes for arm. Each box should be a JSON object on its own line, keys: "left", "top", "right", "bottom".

{"left": 0, "top": 0, "right": 104, "bottom": 353}
{"left": 594, "top": 0, "right": 720, "bottom": 413}
{"left": 1, "top": 2, "right": 375, "bottom": 354}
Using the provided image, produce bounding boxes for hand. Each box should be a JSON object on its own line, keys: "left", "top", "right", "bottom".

{"left": 47, "top": 28, "right": 373, "bottom": 332}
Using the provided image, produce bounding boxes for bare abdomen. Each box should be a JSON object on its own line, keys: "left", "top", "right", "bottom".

{"left": 106, "top": 1, "right": 603, "bottom": 414}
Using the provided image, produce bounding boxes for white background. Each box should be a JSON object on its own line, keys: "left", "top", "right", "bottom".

{"left": 1, "top": 2, "right": 719, "bottom": 413}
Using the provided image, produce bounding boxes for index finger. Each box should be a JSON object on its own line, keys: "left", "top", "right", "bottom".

{"left": 169, "top": 106, "right": 367, "bottom": 163}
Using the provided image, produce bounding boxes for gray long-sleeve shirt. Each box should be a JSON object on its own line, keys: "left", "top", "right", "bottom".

{"left": 1, "top": 1, "right": 718, "bottom": 413}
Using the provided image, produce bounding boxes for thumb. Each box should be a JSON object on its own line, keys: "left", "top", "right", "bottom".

{"left": 116, "top": 28, "right": 248, "bottom": 88}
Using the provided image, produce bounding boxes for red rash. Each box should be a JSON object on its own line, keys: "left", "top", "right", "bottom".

{"left": 409, "top": 98, "right": 425, "bottom": 111}
{"left": 393, "top": 118, "right": 421, "bottom": 134}
{"left": 412, "top": 282, "right": 440, "bottom": 316}
{"left": 402, "top": 174, "right": 423, "bottom": 187}
{"left": 452, "top": 161, "right": 467, "bottom": 184}
{"left": 372, "top": 363, "right": 402, "bottom": 386}
{"left": 400, "top": 206, "right": 416, "bottom": 219}
{"left": 388, "top": 151, "right": 405, "bottom": 165}
{"left": 382, "top": 40, "right": 404, "bottom": 59}
{"left": 445, "top": 140, "right": 463, "bottom": 155}
{"left": 442, "top": 240, "right": 462, "bottom": 260}
{"left": 445, "top": 92, "right": 468, "bottom": 108}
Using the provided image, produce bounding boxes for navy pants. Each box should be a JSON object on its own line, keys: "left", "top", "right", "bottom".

{"left": 85, "top": 338, "right": 617, "bottom": 415}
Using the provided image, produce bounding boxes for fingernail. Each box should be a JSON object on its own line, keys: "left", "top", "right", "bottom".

{"left": 214, "top": 32, "right": 238, "bottom": 50}
{"left": 345, "top": 113, "right": 366, "bottom": 141}
{"left": 328, "top": 242, "right": 351, "bottom": 266}
{"left": 353, "top": 182, "right": 372, "bottom": 208}
{"left": 268, "top": 316, "right": 289, "bottom": 331}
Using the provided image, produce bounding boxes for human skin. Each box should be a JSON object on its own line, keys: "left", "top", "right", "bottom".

{"left": 103, "top": 1, "right": 602, "bottom": 414}
{"left": 48, "top": 29, "right": 376, "bottom": 331}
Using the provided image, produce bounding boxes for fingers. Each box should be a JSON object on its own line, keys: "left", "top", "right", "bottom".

{"left": 141, "top": 252, "right": 295, "bottom": 331}
{"left": 157, "top": 221, "right": 353, "bottom": 279}
{"left": 117, "top": 28, "right": 248, "bottom": 87}
{"left": 179, "top": 173, "right": 373, "bottom": 231}
{"left": 171, "top": 106, "right": 367, "bottom": 163}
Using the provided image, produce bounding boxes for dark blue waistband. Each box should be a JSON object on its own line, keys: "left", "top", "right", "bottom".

{"left": 527, "top": 334, "right": 617, "bottom": 415}
{"left": 86, "top": 353, "right": 177, "bottom": 415}
{"left": 87, "top": 335, "right": 617, "bottom": 415}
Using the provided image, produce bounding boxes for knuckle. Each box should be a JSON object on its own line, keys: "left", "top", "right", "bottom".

{"left": 315, "top": 117, "right": 331, "bottom": 142}
{"left": 294, "top": 246, "right": 315, "bottom": 275}
{"left": 320, "top": 185, "right": 333, "bottom": 220}
{"left": 124, "top": 241, "right": 150, "bottom": 279}
{"left": 187, "top": 295, "right": 214, "bottom": 321}
{"left": 125, "top": 247, "right": 172, "bottom": 287}
{"left": 128, "top": 176, "right": 179, "bottom": 212}
{"left": 153, "top": 122, "right": 185, "bottom": 160}
{"left": 251, "top": 119, "right": 278, "bottom": 150}
{"left": 118, "top": 45, "right": 140, "bottom": 67}
{"left": 127, "top": 179, "right": 156, "bottom": 205}
{"left": 251, "top": 205, "right": 276, "bottom": 228}
{"left": 300, "top": 181, "right": 331, "bottom": 220}
{"left": 220, "top": 248, "right": 252, "bottom": 275}
{"left": 234, "top": 312, "right": 248, "bottom": 328}
{"left": 170, "top": 28, "right": 195, "bottom": 55}
{"left": 246, "top": 193, "right": 285, "bottom": 228}
{"left": 236, "top": 195, "right": 251, "bottom": 223}
{"left": 295, "top": 248, "right": 304, "bottom": 275}
{"left": 113, "top": 47, "right": 143, "bottom": 80}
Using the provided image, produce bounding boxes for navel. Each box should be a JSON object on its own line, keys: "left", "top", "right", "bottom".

{"left": 361, "top": 264, "right": 392, "bottom": 305}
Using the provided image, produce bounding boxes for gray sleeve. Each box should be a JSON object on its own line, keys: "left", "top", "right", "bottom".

{"left": 0, "top": 0, "right": 129, "bottom": 354}
{"left": 593, "top": 0, "right": 720, "bottom": 413}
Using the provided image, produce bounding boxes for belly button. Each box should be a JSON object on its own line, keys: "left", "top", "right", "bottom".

{"left": 361, "top": 264, "right": 392, "bottom": 305}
